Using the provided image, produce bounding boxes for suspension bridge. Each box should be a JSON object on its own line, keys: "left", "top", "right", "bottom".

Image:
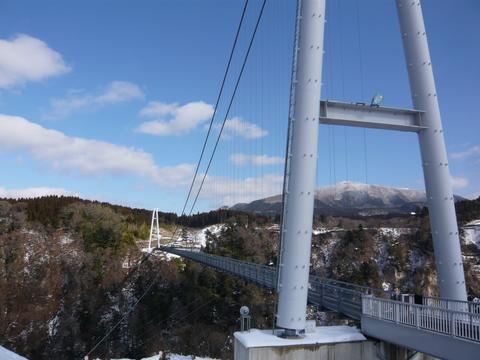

{"left": 84, "top": 0, "right": 479, "bottom": 359}
{"left": 157, "top": 246, "right": 480, "bottom": 359}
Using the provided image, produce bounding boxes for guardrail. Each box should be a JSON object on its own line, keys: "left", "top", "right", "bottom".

{"left": 161, "top": 247, "right": 365, "bottom": 319}
{"left": 311, "top": 276, "right": 391, "bottom": 297}
{"left": 309, "top": 281, "right": 362, "bottom": 319}
{"left": 159, "top": 247, "right": 276, "bottom": 289}
{"left": 159, "top": 247, "right": 480, "bottom": 335}
{"left": 422, "top": 296, "right": 480, "bottom": 314}
{"left": 363, "top": 296, "right": 480, "bottom": 343}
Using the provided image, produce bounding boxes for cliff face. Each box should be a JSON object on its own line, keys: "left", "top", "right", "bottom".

{"left": 0, "top": 199, "right": 273, "bottom": 360}
{"left": 0, "top": 201, "right": 145, "bottom": 359}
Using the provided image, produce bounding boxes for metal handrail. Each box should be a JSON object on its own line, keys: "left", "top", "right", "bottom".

{"left": 422, "top": 296, "right": 480, "bottom": 314}
{"left": 160, "top": 247, "right": 480, "bottom": 339}
{"left": 362, "top": 296, "right": 480, "bottom": 343}
{"left": 311, "top": 275, "right": 392, "bottom": 297}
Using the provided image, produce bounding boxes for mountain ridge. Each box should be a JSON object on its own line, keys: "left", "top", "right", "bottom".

{"left": 231, "top": 181, "right": 464, "bottom": 216}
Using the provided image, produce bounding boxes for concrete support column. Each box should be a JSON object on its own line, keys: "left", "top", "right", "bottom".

{"left": 276, "top": 0, "right": 326, "bottom": 333}
{"left": 396, "top": 0, "right": 467, "bottom": 301}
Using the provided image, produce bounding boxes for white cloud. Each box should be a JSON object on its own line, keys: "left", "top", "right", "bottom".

{"left": 139, "top": 102, "right": 178, "bottom": 117}
{"left": 451, "top": 176, "right": 469, "bottom": 189}
{"left": 136, "top": 101, "right": 213, "bottom": 136}
{"left": 450, "top": 145, "right": 480, "bottom": 159}
{"left": 0, "top": 114, "right": 194, "bottom": 186}
{"left": 230, "top": 153, "right": 284, "bottom": 166}
{"left": 0, "top": 34, "right": 70, "bottom": 88}
{"left": 47, "top": 81, "right": 144, "bottom": 118}
{"left": 219, "top": 117, "right": 268, "bottom": 139}
{"left": 95, "top": 81, "right": 145, "bottom": 105}
{"left": 0, "top": 186, "right": 78, "bottom": 199}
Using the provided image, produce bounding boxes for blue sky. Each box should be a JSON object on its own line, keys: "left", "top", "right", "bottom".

{"left": 0, "top": 0, "right": 478, "bottom": 213}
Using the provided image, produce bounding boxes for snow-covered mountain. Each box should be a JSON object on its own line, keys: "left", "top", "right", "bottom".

{"left": 231, "top": 181, "right": 462, "bottom": 216}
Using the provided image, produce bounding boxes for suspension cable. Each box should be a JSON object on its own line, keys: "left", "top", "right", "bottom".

{"left": 140, "top": 297, "right": 216, "bottom": 347}
{"left": 85, "top": 272, "right": 161, "bottom": 358}
{"left": 337, "top": 0, "right": 349, "bottom": 181}
{"left": 159, "top": 0, "right": 253, "bottom": 241}
{"left": 188, "top": 0, "right": 268, "bottom": 215}
{"left": 180, "top": 0, "right": 250, "bottom": 217}
{"left": 104, "top": 296, "right": 204, "bottom": 349}
{"left": 355, "top": 0, "right": 368, "bottom": 183}
{"left": 355, "top": 0, "right": 365, "bottom": 102}
{"left": 84, "top": 2, "right": 253, "bottom": 357}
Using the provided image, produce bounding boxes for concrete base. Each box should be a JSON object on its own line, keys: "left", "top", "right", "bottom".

{"left": 234, "top": 326, "right": 378, "bottom": 360}
{"left": 233, "top": 326, "right": 438, "bottom": 360}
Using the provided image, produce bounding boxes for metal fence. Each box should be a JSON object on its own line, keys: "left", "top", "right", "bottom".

{"left": 160, "top": 246, "right": 480, "bottom": 343}
{"left": 309, "top": 280, "right": 362, "bottom": 319}
{"left": 363, "top": 296, "right": 480, "bottom": 342}
{"left": 160, "top": 247, "right": 365, "bottom": 319}
{"left": 422, "top": 296, "right": 480, "bottom": 314}
{"left": 311, "top": 276, "right": 391, "bottom": 298}
{"left": 159, "top": 247, "right": 276, "bottom": 289}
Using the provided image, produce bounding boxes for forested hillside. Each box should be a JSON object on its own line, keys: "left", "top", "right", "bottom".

{"left": 0, "top": 197, "right": 273, "bottom": 359}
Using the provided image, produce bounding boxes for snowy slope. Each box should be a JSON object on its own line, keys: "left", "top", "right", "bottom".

{"left": 463, "top": 220, "right": 480, "bottom": 247}
{"left": 194, "top": 224, "right": 225, "bottom": 247}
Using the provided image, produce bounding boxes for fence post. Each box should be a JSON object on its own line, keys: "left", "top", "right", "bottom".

{"left": 321, "top": 283, "right": 324, "bottom": 307}
{"left": 470, "top": 313, "right": 474, "bottom": 340}
{"left": 415, "top": 306, "right": 420, "bottom": 328}
{"left": 338, "top": 289, "right": 342, "bottom": 313}
{"left": 450, "top": 311, "right": 455, "bottom": 337}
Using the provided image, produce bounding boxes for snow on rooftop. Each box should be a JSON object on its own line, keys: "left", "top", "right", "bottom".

{"left": 234, "top": 326, "right": 366, "bottom": 348}
{"left": 0, "top": 346, "right": 28, "bottom": 360}
{"left": 111, "top": 353, "right": 217, "bottom": 360}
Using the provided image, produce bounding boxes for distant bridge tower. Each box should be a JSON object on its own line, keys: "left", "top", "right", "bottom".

{"left": 276, "top": 0, "right": 467, "bottom": 336}
{"left": 149, "top": 208, "right": 161, "bottom": 252}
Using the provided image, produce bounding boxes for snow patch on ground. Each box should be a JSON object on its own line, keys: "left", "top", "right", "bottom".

{"left": 266, "top": 224, "right": 279, "bottom": 232}
{"left": 463, "top": 220, "right": 480, "bottom": 247}
{"left": 377, "top": 227, "right": 411, "bottom": 237}
{"left": 313, "top": 231, "right": 342, "bottom": 269}
{"left": 60, "top": 234, "right": 74, "bottom": 245}
{"left": 194, "top": 224, "right": 225, "bottom": 247}
{"left": 0, "top": 346, "right": 29, "bottom": 360}
{"left": 382, "top": 282, "right": 392, "bottom": 291}
{"left": 312, "top": 227, "right": 343, "bottom": 235}
{"left": 47, "top": 313, "right": 59, "bottom": 337}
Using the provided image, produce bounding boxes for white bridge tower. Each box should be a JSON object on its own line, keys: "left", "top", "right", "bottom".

{"left": 276, "top": 0, "right": 467, "bottom": 336}
{"left": 148, "top": 208, "right": 161, "bottom": 252}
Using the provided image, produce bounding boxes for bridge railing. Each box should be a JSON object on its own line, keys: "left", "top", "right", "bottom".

{"left": 362, "top": 296, "right": 480, "bottom": 342}
{"left": 159, "top": 247, "right": 276, "bottom": 289}
{"left": 309, "top": 281, "right": 363, "bottom": 320}
{"left": 422, "top": 296, "right": 480, "bottom": 314}
{"left": 311, "top": 276, "right": 392, "bottom": 298}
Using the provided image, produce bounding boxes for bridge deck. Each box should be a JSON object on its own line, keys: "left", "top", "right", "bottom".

{"left": 158, "top": 247, "right": 480, "bottom": 359}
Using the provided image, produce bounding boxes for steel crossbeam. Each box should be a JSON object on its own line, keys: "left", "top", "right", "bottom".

{"left": 319, "top": 100, "right": 426, "bottom": 132}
